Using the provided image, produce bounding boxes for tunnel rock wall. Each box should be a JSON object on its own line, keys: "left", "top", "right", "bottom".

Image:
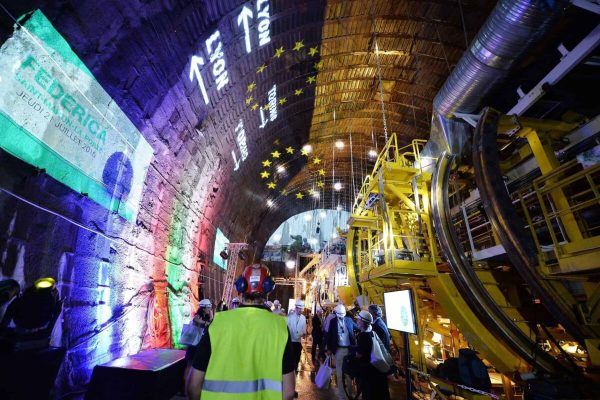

{"left": 0, "top": 0, "right": 251, "bottom": 396}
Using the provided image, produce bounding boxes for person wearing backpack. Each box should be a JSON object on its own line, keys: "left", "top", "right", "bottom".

{"left": 354, "top": 310, "right": 391, "bottom": 400}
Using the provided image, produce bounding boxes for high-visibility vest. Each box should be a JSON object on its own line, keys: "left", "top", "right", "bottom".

{"left": 201, "top": 306, "right": 288, "bottom": 400}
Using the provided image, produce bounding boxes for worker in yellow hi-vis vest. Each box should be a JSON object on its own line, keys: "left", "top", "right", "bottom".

{"left": 187, "top": 264, "right": 296, "bottom": 400}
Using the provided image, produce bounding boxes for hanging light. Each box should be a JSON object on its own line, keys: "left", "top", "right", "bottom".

{"left": 312, "top": 191, "right": 320, "bottom": 198}
{"left": 302, "top": 144, "right": 312, "bottom": 153}
{"left": 368, "top": 149, "right": 378, "bottom": 158}
{"left": 333, "top": 182, "right": 342, "bottom": 191}
{"left": 336, "top": 205, "right": 343, "bottom": 211}
{"left": 335, "top": 140, "right": 344, "bottom": 149}
{"left": 276, "top": 165, "right": 285, "bottom": 173}
{"left": 267, "top": 199, "right": 274, "bottom": 207}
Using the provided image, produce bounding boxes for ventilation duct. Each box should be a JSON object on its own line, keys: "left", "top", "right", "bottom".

{"left": 426, "top": 0, "right": 568, "bottom": 155}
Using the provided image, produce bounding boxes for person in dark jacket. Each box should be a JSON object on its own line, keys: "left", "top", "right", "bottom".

{"left": 369, "top": 304, "right": 391, "bottom": 352}
{"left": 311, "top": 308, "right": 324, "bottom": 367}
{"left": 355, "top": 310, "right": 390, "bottom": 400}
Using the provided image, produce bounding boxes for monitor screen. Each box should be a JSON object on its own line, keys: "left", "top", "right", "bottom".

{"left": 384, "top": 290, "right": 416, "bottom": 334}
{"left": 212, "top": 228, "right": 230, "bottom": 270}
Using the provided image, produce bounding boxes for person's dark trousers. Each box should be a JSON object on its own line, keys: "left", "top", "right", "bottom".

{"left": 311, "top": 335, "right": 322, "bottom": 363}
{"left": 292, "top": 342, "right": 302, "bottom": 371}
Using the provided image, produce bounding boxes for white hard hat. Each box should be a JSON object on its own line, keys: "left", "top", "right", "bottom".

{"left": 358, "top": 310, "right": 373, "bottom": 324}
{"left": 334, "top": 304, "right": 346, "bottom": 317}
{"left": 295, "top": 300, "right": 304, "bottom": 308}
{"left": 199, "top": 299, "right": 212, "bottom": 308}
{"left": 273, "top": 299, "right": 281, "bottom": 306}
{"left": 231, "top": 297, "right": 240, "bottom": 304}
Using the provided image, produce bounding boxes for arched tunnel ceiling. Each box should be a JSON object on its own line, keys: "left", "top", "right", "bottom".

{"left": 1, "top": 0, "right": 495, "bottom": 247}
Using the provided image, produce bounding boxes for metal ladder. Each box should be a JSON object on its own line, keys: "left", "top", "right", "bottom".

{"left": 222, "top": 243, "right": 247, "bottom": 304}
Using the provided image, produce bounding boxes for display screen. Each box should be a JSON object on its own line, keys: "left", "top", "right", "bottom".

{"left": 384, "top": 289, "right": 416, "bottom": 334}
{"left": 212, "top": 228, "right": 230, "bottom": 270}
{"left": 0, "top": 10, "right": 153, "bottom": 221}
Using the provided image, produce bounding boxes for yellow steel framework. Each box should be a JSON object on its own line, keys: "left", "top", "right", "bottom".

{"left": 346, "top": 133, "right": 532, "bottom": 394}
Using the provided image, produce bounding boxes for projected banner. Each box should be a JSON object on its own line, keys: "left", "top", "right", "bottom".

{"left": 0, "top": 10, "right": 153, "bottom": 221}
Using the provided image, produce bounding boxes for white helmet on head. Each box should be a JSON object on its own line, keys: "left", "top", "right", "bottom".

{"left": 273, "top": 299, "right": 281, "bottom": 306}
{"left": 358, "top": 310, "right": 373, "bottom": 325}
{"left": 199, "top": 299, "right": 212, "bottom": 308}
{"left": 231, "top": 297, "right": 240, "bottom": 304}
{"left": 334, "top": 304, "right": 346, "bottom": 317}
{"left": 295, "top": 300, "right": 304, "bottom": 308}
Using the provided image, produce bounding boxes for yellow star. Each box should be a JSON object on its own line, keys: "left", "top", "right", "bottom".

{"left": 294, "top": 88, "right": 304, "bottom": 96}
{"left": 262, "top": 160, "right": 272, "bottom": 167}
{"left": 279, "top": 97, "right": 287, "bottom": 105}
{"left": 313, "top": 157, "right": 321, "bottom": 164}
{"left": 271, "top": 150, "right": 281, "bottom": 159}
{"left": 273, "top": 46, "right": 285, "bottom": 58}
{"left": 256, "top": 63, "right": 266, "bottom": 73}
{"left": 251, "top": 103, "right": 259, "bottom": 111}
{"left": 260, "top": 171, "right": 270, "bottom": 179}
{"left": 317, "top": 181, "right": 324, "bottom": 188}
{"left": 267, "top": 182, "right": 276, "bottom": 189}
{"left": 293, "top": 40, "right": 305, "bottom": 51}
{"left": 301, "top": 149, "right": 309, "bottom": 156}
{"left": 280, "top": 190, "right": 288, "bottom": 196}
{"left": 318, "top": 169, "right": 325, "bottom": 176}
{"left": 306, "top": 76, "right": 316, "bottom": 84}
{"left": 245, "top": 96, "right": 253, "bottom": 105}
{"left": 285, "top": 146, "right": 294, "bottom": 154}
{"left": 263, "top": 104, "right": 270, "bottom": 111}
{"left": 314, "top": 60, "right": 323, "bottom": 70}
{"left": 247, "top": 82, "right": 256, "bottom": 92}
{"left": 296, "top": 192, "right": 304, "bottom": 199}
{"left": 308, "top": 46, "right": 319, "bottom": 57}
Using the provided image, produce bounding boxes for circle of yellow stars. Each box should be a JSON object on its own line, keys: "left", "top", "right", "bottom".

{"left": 259, "top": 144, "right": 329, "bottom": 201}
{"left": 244, "top": 40, "right": 320, "bottom": 113}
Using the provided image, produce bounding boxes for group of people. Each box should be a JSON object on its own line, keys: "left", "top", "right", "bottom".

{"left": 310, "top": 302, "right": 393, "bottom": 400}
{"left": 183, "top": 263, "right": 395, "bottom": 400}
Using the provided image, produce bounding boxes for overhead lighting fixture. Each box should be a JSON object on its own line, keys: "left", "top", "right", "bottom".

{"left": 336, "top": 205, "right": 343, "bottom": 211}
{"left": 286, "top": 260, "right": 296, "bottom": 269}
{"left": 333, "top": 182, "right": 342, "bottom": 191}
{"left": 368, "top": 149, "right": 378, "bottom": 158}
{"left": 302, "top": 144, "right": 312, "bottom": 153}
{"left": 335, "top": 140, "right": 344, "bottom": 149}
{"left": 312, "top": 191, "right": 320, "bottom": 198}
{"left": 276, "top": 165, "right": 285, "bottom": 173}
{"left": 267, "top": 199, "right": 274, "bottom": 207}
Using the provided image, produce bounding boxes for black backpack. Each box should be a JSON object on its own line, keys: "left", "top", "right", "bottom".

{"left": 437, "top": 357, "right": 461, "bottom": 383}
{"left": 458, "top": 349, "right": 491, "bottom": 392}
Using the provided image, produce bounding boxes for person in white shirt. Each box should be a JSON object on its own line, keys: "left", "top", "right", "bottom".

{"left": 287, "top": 299, "right": 307, "bottom": 374}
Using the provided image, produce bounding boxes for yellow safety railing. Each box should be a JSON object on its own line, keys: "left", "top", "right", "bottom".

{"left": 518, "top": 160, "right": 600, "bottom": 270}
{"left": 352, "top": 134, "right": 427, "bottom": 213}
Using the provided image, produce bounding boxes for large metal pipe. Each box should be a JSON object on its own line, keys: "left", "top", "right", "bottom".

{"left": 433, "top": 0, "right": 568, "bottom": 117}
{"left": 431, "top": 152, "right": 565, "bottom": 374}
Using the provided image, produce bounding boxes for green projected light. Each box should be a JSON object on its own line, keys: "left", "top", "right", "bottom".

{"left": 0, "top": 10, "right": 153, "bottom": 221}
